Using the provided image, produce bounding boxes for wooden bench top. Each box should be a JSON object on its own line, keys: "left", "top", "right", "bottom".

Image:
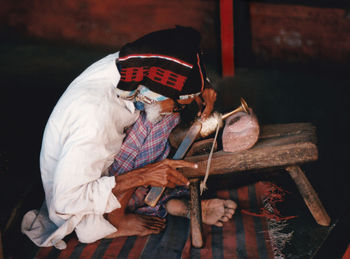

{"left": 181, "top": 122, "right": 318, "bottom": 178}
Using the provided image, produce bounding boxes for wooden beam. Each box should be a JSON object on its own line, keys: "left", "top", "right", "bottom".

{"left": 181, "top": 142, "right": 318, "bottom": 178}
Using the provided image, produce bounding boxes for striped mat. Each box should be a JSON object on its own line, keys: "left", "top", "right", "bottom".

{"left": 35, "top": 182, "right": 281, "bottom": 259}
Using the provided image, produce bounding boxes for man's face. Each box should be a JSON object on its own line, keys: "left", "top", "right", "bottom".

{"left": 142, "top": 92, "right": 203, "bottom": 124}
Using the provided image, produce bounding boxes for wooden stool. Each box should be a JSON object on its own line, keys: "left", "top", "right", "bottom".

{"left": 181, "top": 123, "right": 331, "bottom": 248}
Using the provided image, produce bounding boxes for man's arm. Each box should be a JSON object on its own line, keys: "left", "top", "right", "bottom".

{"left": 112, "top": 159, "right": 196, "bottom": 197}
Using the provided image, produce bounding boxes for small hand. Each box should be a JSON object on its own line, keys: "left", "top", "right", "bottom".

{"left": 138, "top": 159, "right": 197, "bottom": 188}
{"left": 197, "top": 88, "right": 217, "bottom": 120}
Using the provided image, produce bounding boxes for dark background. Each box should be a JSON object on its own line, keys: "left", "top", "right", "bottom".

{"left": 0, "top": 0, "right": 349, "bottom": 258}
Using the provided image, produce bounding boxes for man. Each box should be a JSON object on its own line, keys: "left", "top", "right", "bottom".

{"left": 22, "top": 26, "right": 237, "bottom": 249}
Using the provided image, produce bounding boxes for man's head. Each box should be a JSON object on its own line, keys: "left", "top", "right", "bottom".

{"left": 115, "top": 26, "right": 212, "bottom": 123}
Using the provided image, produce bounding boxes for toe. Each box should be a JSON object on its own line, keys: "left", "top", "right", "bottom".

{"left": 224, "top": 208, "right": 235, "bottom": 219}
{"left": 224, "top": 200, "right": 237, "bottom": 210}
{"left": 141, "top": 228, "right": 160, "bottom": 236}
{"left": 214, "top": 221, "right": 224, "bottom": 227}
{"left": 220, "top": 216, "right": 230, "bottom": 222}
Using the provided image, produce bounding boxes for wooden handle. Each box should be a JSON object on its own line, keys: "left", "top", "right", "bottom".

{"left": 189, "top": 179, "right": 203, "bottom": 248}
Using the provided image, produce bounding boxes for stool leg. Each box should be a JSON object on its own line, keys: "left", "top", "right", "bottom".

{"left": 285, "top": 166, "right": 331, "bottom": 226}
{"left": 189, "top": 178, "right": 204, "bottom": 248}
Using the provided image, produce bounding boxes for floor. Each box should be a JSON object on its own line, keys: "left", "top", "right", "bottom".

{"left": 0, "top": 34, "right": 349, "bottom": 258}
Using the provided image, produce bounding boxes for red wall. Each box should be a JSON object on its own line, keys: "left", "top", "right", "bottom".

{"left": 1, "top": 0, "right": 217, "bottom": 50}
{"left": 250, "top": 3, "right": 350, "bottom": 63}
{"left": 3, "top": 1, "right": 350, "bottom": 64}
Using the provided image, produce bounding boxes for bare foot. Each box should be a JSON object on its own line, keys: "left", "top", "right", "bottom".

{"left": 165, "top": 198, "right": 237, "bottom": 227}
{"left": 202, "top": 199, "right": 237, "bottom": 227}
{"left": 105, "top": 214, "right": 166, "bottom": 238}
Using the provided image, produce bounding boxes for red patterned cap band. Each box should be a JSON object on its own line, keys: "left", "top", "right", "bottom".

{"left": 116, "top": 26, "right": 206, "bottom": 100}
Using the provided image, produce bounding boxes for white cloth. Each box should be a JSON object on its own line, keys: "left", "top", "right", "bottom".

{"left": 21, "top": 52, "right": 140, "bottom": 249}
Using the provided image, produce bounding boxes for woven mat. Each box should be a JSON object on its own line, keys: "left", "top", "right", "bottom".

{"left": 36, "top": 182, "right": 292, "bottom": 259}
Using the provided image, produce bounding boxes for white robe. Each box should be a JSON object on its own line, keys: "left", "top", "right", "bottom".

{"left": 21, "top": 52, "right": 140, "bottom": 249}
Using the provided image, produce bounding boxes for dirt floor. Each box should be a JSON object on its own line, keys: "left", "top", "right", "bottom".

{"left": 0, "top": 34, "right": 349, "bottom": 258}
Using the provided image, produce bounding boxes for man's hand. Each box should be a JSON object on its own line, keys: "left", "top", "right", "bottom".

{"left": 196, "top": 88, "right": 217, "bottom": 120}
{"left": 137, "top": 159, "right": 195, "bottom": 187}
{"left": 113, "top": 159, "right": 196, "bottom": 196}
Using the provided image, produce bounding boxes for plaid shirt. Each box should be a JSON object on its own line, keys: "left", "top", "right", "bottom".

{"left": 109, "top": 112, "right": 189, "bottom": 217}
{"left": 109, "top": 112, "right": 179, "bottom": 174}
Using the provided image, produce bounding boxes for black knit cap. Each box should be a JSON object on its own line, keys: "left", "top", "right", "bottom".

{"left": 117, "top": 26, "right": 206, "bottom": 100}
